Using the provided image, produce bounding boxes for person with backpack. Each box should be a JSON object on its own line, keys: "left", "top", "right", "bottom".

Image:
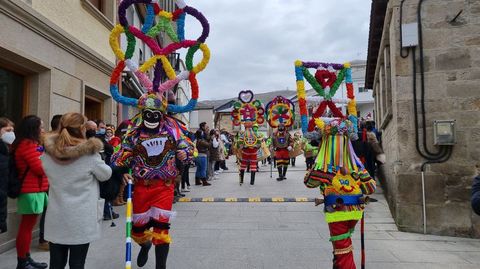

{"left": 13, "top": 115, "right": 49, "bottom": 269}
{"left": 41, "top": 113, "right": 112, "bottom": 269}
{"left": 0, "top": 117, "right": 15, "bottom": 234}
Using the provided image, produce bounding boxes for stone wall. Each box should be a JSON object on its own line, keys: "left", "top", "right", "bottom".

{"left": 374, "top": 0, "right": 480, "bottom": 237}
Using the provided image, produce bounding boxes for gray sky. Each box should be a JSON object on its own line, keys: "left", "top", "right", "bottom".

{"left": 184, "top": 0, "right": 371, "bottom": 100}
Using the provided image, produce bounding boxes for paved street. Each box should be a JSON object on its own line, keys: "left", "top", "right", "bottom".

{"left": 1, "top": 157, "right": 480, "bottom": 268}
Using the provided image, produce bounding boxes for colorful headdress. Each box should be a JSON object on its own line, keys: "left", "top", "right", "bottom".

{"left": 294, "top": 61, "right": 358, "bottom": 136}
{"left": 231, "top": 90, "right": 265, "bottom": 127}
{"left": 265, "top": 96, "right": 295, "bottom": 128}
{"left": 109, "top": 0, "right": 210, "bottom": 113}
{"left": 295, "top": 60, "right": 364, "bottom": 175}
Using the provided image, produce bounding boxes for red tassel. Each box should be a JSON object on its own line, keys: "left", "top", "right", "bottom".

{"left": 313, "top": 101, "right": 328, "bottom": 118}
{"left": 172, "top": 9, "right": 184, "bottom": 20}
{"left": 299, "top": 99, "right": 308, "bottom": 115}
{"left": 110, "top": 61, "right": 125, "bottom": 85}
{"left": 346, "top": 83, "right": 354, "bottom": 99}
{"left": 189, "top": 72, "right": 199, "bottom": 99}
{"left": 153, "top": 3, "right": 161, "bottom": 14}
{"left": 327, "top": 101, "right": 345, "bottom": 118}
{"left": 308, "top": 119, "right": 317, "bottom": 132}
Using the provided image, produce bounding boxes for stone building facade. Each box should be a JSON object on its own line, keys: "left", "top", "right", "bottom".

{"left": 366, "top": 0, "right": 480, "bottom": 237}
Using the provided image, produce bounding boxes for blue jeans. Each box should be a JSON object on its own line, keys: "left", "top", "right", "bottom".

{"left": 195, "top": 156, "right": 207, "bottom": 179}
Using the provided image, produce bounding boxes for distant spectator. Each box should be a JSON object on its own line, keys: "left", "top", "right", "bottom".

{"left": 105, "top": 127, "right": 115, "bottom": 143}
{"left": 42, "top": 112, "right": 111, "bottom": 269}
{"left": 209, "top": 129, "right": 221, "bottom": 179}
{"left": 195, "top": 122, "right": 211, "bottom": 186}
{"left": 472, "top": 166, "right": 480, "bottom": 216}
{"left": 109, "top": 120, "right": 130, "bottom": 148}
{"left": 50, "top": 114, "right": 62, "bottom": 132}
{"left": 0, "top": 117, "right": 15, "bottom": 234}
{"left": 13, "top": 115, "right": 49, "bottom": 269}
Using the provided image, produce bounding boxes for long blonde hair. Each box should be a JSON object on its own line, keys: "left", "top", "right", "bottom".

{"left": 55, "top": 113, "right": 87, "bottom": 151}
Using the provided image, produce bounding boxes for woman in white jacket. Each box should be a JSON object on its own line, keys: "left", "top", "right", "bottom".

{"left": 41, "top": 113, "right": 112, "bottom": 269}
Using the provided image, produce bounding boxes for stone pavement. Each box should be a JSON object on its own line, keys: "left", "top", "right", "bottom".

{"left": 1, "top": 157, "right": 480, "bottom": 268}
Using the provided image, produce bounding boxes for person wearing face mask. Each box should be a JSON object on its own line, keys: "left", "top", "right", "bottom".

{"left": 0, "top": 117, "right": 15, "bottom": 234}
{"left": 86, "top": 121, "right": 118, "bottom": 220}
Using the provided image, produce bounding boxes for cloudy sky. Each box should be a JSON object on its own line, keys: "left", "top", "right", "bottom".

{"left": 184, "top": 0, "right": 371, "bottom": 100}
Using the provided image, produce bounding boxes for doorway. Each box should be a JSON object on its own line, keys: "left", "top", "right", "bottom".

{"left": 0, "top": 67, "right": 26, "bottom": 124}
{"left": 84, "top": 95, "right": 103, "bottom": 121}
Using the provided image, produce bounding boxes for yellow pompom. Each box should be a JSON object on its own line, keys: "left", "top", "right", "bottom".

{"left": 191, "top": 43, "right": 211, "bottom": 74}
{"left": 158, "top": 11, "right": 173, "bottom": 20}
{"left": 139, "top": 55, "right": 160, "bottom": 73}
{"left": 344, "top": 62, "right": 351, "bottom": 68}
{"left": 159, "top": 56, "right": 176, "bottom": 80}
{"left": 295, "top": 60, "right": 303, "bottom": 67}
{"left": 315, "top": 118, "right": 325, "bottom": 130}
{"left": 347, "top": 99, "right": 357, "bottom": 115}
{"left": 110, "top": 24, "right": 125, "bottom": 60}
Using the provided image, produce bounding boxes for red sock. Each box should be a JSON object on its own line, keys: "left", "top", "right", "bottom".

{"left": 16, "top": 214, "right": 39, "bottom": 258}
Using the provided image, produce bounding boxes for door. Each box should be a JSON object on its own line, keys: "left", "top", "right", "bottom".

{"left": 84, "top": 95, "right": 103, "bottom": 121}
{"left": 0, "top": 66, "right": 26, "bottom": 124}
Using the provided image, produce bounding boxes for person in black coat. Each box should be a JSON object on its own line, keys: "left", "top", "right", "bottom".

{"left": 472, "top": 174, "right": 480, "bottom": 216}
{"left": 0, "top": 117, "right": 15, "bottom": 233}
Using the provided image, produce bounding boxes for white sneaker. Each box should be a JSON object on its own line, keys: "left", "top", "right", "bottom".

{"left": 187, "top": 186, "right": 191, "bottom": 190}
{"left": 214, "top": 171, "right": 220, "bottom": 175}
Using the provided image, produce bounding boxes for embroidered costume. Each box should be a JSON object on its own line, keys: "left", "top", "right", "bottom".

{"left": 108, "top": 0, "right": 210, "bottom": 267}
{"left": 295, "top": 61, "right": 376, "bottom": 269}
{"left": 265, "top": 96, "right": 295, "bottom": 181}
{"left": 231, "top": 90, "right": 264, "bottom": 185}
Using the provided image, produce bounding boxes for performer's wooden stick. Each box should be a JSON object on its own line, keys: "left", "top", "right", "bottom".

{"left": 125, "top": 179, "right": 133, "bottom": 269}
{"left": 361, "top": 211, "right": 365, "bottom": 269}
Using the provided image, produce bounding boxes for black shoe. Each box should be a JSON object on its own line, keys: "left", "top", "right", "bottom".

{"left": 103, "top": 212, "right": 120, "bottom": 220}
{"left": 16, "top": 257, "right": 36, "bottom": 269}
{"left": 276, "top": 177, "right": 283, "bottom": 181}
{"left": 26, "top": 254, "right": 47, "bottom": 269}
{"left": 137, "top": 241, "right": 152, "bottom": 267}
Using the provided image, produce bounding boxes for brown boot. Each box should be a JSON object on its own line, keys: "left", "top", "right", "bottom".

{"left": 113, "top": 182, "right": 126, "bottom": 206}
{"left": 195, "top": 177, "right": 202, "bottom": 186}
{"left": 202, "top": 179, "right": 211, "bottom": 186}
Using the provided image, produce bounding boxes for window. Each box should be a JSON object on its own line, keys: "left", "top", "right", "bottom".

{"left": 358, "top": 85, "right": 366, "bottom": 93}
{"left": 139, "top": 49, "right": 144, "bottom": 64}
{"left": 81, "top": 0, "right": 115, "bottom": 29}
{"left": 88, "top": 0, "right": 103, "bottom": 13}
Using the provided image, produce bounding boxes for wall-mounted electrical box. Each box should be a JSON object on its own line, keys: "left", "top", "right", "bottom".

{"left": 433, "top": 120, "right": 456, "bottom": 145}
{"left": 401, "top": 23, "right": 419, "bottom": 48}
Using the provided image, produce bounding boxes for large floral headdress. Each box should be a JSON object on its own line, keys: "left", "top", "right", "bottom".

{"left": 231, "top": 90, "right": 265, "bottom": 128}
{"left": 294, "top": 60, "right": 358, "bottom": 138}
{"left": 109, "top": 0, "right": 210, "bottom": 113}
{"left": 265, "top": 96, "right": 295, "bottom": 128}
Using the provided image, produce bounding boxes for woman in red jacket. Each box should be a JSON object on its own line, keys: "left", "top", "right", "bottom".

{"left": 13, "top": 115, "right": 48, "bottom": 269}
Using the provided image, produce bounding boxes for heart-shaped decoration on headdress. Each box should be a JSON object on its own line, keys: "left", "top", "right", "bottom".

{"left": 315, "top": 69, "right": 337, "bottom": 89}
{"left": 238, "top": 90, "right": 254, "bottom": 104}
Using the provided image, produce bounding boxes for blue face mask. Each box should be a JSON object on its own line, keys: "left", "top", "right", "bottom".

{"left": 97, "top": 128, "right": 106, "bottom": 135}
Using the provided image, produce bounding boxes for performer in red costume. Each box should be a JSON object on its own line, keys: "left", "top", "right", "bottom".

{"left": 112, "top": 93, "right": 190, "bottom": 268}
{"left": 272, "top": 123, "right": 293, "bottom": 181}
{"left": 265, "top": 96, "right": 295, "bottom": 181}
{"left": 231, "top": 90, "right": 265, "bottom": 186}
